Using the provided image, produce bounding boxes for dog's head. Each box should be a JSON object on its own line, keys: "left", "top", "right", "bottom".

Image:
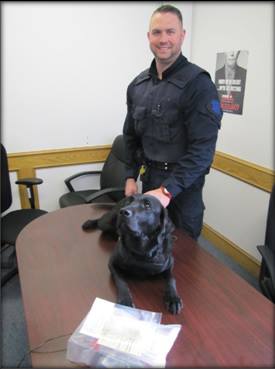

{"left": 117, "top": 194, "right": 174, "bottom": 241}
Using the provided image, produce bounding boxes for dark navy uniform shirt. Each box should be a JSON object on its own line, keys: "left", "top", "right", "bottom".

{"left": 123, "top": 53, "right": 222, "bottom": 198}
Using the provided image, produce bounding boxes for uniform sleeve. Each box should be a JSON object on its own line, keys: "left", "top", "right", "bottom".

{"left": 122, "top": 84, "right": 142, "bottom": 180}
{"left": 162, "top": 74, "right": 222, "bottom": 197}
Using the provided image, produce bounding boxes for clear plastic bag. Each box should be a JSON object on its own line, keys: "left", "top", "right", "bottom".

{"left": 66, "top": 298, "right": 181, "bottom": 368}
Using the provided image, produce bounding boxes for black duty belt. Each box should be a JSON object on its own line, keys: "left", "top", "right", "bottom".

{"left": 145, "top": 159, "right": 177, "bottom": 171}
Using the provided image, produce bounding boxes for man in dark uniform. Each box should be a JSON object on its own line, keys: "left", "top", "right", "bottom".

{"left": 123, "top": 4, "right": 222, "bottom": 240}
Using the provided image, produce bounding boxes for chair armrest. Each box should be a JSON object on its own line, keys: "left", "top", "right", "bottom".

{"left": 84, "top": 187, "right": 125, "bottom": 203}
{"left": 64, "top": 170, "right": 102, "bottom": 192}
{"left": 15, "top": 177, "right": 44, "bottom": 209}
{"left": 257, "top": 245, "right": 275, "bottom": 288}
{"left": 15, "top": 178, "right": 43, "bottom": 186}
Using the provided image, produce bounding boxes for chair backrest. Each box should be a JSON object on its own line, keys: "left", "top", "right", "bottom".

{"left": 265, "top": 183, "right": 275, "bottom": 251}
{"left": 1, "top": 144, "right": 12, "bottom": 213}
{"left": 100, "top": 135, "right": 127, "bottom": 201}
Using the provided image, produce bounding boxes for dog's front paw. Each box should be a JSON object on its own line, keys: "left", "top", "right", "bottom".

{"left": 164, "top": 295, "right": 183, "bottom": 314}
{"left": 82, "top": 219, "right": 97, "bottom": 231}
{"left": 118, "top": 294, "right": 135, "bottom": 308}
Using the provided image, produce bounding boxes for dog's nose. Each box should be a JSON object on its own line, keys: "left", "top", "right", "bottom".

{"left": 120, "top": 208, "right": 132, "bottom": 217}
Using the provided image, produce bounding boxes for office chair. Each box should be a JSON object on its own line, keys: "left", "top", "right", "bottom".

{"left": 1, "top": 143, "right": 47, "bottom": 285}
{"left": 257, "top": 183, "right": 275, "bottom": 303}
{"left": 59, "top": 135, "right": 127, "bottom": 208}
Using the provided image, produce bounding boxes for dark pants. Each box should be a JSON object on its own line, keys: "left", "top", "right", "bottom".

{"left": 141, "top": 167, "right": 205, "bottom": 240}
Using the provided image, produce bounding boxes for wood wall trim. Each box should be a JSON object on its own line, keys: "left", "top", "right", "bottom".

{"left": 8, "top": 145, "right": 111, "bottom": 171}
{"left": 8, "top": 147, "right": 274, "bottom": 192}
{"left": 213, "top": 151, "right": 275, "bottom": 193}
{"left": 8, "top": 147, "right": 274, "bottom": 208}
{"left": 202, "top": 223, "right": 260, "bottom": 277}
{"left": 7, "top": 145, "right": 270, "bottom": 276}
{"left": 8, "top": 145, "right": 111, "bottom": 208}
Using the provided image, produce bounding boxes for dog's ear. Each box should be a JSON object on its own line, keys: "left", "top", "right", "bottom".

{"left": 158, "top": 207, "right": 175, "bottom": 239}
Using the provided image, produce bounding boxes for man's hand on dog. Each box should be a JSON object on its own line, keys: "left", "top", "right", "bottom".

{"left": 125, "top": 179, "right": 171, "bottom": 208}
{"left": 144, "top": 188, "right": 171, "bottom": 208}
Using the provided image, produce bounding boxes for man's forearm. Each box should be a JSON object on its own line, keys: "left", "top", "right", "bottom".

{"left": 125, "top": 178, "right": 138, "bottom": 196}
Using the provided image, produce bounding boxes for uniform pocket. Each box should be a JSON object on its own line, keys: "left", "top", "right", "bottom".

{"left": 132, "top": 106, "right": 147, "bottom": 136}
{"left": 151, "top": 107, "right": 180, "bottom": 143}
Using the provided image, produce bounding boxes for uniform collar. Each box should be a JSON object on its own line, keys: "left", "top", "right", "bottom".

{"left": 149, "top": 53, "right": 189, "bottom": 80}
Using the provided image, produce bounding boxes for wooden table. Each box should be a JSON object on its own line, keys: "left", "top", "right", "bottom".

{"left": 16, "top": 204, "right": 274, "bottom": 367}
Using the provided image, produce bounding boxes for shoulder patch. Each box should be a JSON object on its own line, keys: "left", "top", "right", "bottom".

{"left": 208, "top": 99, "right": 222, "bottom": 116}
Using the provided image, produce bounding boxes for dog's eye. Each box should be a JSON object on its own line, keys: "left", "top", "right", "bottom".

{"left": 144, "top": 199, "right": 151, "bottom": 209}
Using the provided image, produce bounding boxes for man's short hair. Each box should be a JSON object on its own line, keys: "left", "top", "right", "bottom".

{"left": 152, "top": 4, "right": 183, "bottom": 26}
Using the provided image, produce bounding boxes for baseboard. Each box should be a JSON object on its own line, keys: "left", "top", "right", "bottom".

{"left": 202, "top": 223, "right": 260, "bottom": 278}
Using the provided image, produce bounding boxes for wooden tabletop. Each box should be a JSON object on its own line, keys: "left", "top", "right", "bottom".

{"left": 16, "top": 204, "right": 274, "bottom": 367}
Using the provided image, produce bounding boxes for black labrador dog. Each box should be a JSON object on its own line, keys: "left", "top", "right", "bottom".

{"left": 82, "top": 194, "right": 183, "bottom": 314}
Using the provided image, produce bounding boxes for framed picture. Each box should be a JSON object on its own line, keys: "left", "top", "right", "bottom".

{"left": 215, "top": 50, "right": 249, "bottom": 115}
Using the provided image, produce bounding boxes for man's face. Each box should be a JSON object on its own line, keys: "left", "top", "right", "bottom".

{"left": 147, "top": 12, "right": 185, "bottom": 66}
{"left": 225, "top": 51, "right": 239, "bottom": 68}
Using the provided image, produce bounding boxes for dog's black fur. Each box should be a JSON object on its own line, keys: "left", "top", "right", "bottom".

{"left": 82, "top": 194, "right": 183, "bottom": 314}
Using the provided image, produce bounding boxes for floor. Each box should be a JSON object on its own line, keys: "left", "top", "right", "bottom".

{"left": 2, "top": 274, "right": 31, "bottom": 368}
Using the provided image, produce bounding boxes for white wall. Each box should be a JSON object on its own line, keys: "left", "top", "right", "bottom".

{"left": 2, "top": 2, "right": 193, "bottom": 212}
{"left": 2, "top": 2, "right": 155, "bottom": 151}
{"left": 191, "top": 2, "right": 273, "bottom": 260}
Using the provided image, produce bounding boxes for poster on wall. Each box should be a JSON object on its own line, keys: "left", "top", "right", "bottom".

{"left": 215, "top": 50, "right": 249, "bottom": 115}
